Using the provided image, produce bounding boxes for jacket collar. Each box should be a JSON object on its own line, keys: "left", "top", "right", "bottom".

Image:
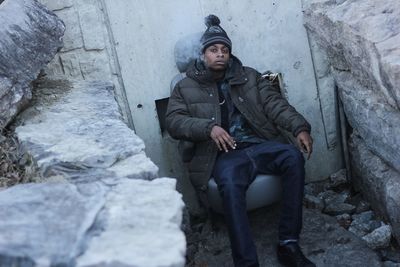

{"left": 186, "top": 54, "right": 248, "bottom": 86}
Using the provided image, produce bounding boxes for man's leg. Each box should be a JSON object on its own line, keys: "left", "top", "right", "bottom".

{"left": 246, "top": 141, "right": 305, "bottom": 241}
{"left": 213, "top": 149, "right": 259, "bottom": 267}
{"left": 247, "top": 141, "right": 315, "bottom": 266}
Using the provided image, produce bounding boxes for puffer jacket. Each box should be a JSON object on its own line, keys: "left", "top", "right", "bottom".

{"left": 165, "top": 55, "right": 311, "bottom": 205}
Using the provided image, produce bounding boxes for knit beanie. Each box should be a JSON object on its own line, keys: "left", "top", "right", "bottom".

{"left": 200, "top": 15, "right": 232, "bottom": 53}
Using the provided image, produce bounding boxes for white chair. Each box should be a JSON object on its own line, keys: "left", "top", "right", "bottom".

{"left": 207, "top": 174, "right": 282, "bottom": 213}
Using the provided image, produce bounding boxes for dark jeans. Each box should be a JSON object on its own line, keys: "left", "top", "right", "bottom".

{"left": 212, "top": 140, "right": 305, "bottom": 267}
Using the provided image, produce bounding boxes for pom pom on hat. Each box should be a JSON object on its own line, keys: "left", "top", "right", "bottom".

{"left": 201, "top": 14, "right": 232, "bottom": 53}
{"left": 205, "top": 14, "right": 221, "bottom": 28}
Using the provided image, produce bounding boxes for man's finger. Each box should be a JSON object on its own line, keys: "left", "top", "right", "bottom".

{"left": 218, "top": 136, "right": 228, "bottom": 152}
{"left": 222, "top": 134, "right": 235, "bottom": 149}
{"left": 213, "top": 137, "right": 222, "bottom": 151}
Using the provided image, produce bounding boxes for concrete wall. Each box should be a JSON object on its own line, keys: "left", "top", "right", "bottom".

{"left": 39, "top": 0, "right": 344, "bottom": 213}
{"left": 102, "top": 0, "right": 343, "bottom": 178}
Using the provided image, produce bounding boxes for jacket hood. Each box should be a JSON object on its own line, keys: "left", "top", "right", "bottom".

{"left": 186, "top": 54, "right": 248, "bottom": 85}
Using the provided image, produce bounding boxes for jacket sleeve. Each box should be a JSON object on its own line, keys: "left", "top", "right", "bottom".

{"left": 257, "top": 73, "right": 311, "bottom": 137}
{"left": 165, "top": 83, "right": 217, "bottom": 142}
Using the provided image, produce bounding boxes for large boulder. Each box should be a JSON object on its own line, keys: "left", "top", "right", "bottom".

{"left": 0, "top": 79, "right": 186, "bottom": 266}
{"left": 303, "top": 0, "right": 400, "bottom": 171}
{"left": 349, "top": 133, "right": 400, "bottom": 243}
{"left": 303, "top": 0, "right": 400, "bottom": 244}
{"left": 0, "top": 0, "right": 64, "bottom": 128}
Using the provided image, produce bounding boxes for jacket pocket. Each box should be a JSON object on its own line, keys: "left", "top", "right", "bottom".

{"left": 178, "top": 140, "right": 195, "bottom": 162}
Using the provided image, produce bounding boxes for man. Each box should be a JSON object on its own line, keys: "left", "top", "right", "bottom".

{"left": 166, "top": 14, "right": 315, "bottom": 267}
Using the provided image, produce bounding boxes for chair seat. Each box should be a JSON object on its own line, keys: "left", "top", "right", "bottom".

{"left": 207, "top": 174, "right": 282, "bottom": 213}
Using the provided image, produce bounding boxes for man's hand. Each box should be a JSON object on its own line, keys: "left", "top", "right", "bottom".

{"left": 296, "top": 131, "right": 313, "bottom": 160}
{"left": 210, "top": 125, "right": 236, "bottom": 152}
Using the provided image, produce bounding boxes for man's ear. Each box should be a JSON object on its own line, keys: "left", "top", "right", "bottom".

{"left": 200, "top": 54, "right": 205, "bottom": 61}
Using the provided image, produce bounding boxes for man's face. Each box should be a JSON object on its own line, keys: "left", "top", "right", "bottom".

{"left": 203, "top": 44, "right": 230, "bottom": 71}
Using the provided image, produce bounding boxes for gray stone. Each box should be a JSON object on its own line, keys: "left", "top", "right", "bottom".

{"left": 303, "top": 0, "right": 400, "bottom": 108}
{"left": 303, "top": 0, "right": 400, "bottom": 246}
{"left": 0, "top": 0, "right": 65, "bottom": 128}
{"left": 336, "top": 213, "right": 351, "bottom": 229}
{"left": 335, "top": 71, "right": 400, "bottom": 173}
{"left": 303, "top": 0, "right": 400, "bottom": 172}
{"left": 324, "top": 202, "right": 356, "bottom": 216}
{"left": 0, "top": 181, "right": 107, "bottom": 266}
{"left": 193, "top": 206, "right": 381, "bottom": 266}
{"left": 356, "top": 200, "right": 372, "bottom": 214}
{"left": 16, "top": 80, "right": 156, "bottom": 180}
{"left": 318, "top": 190, "right": 339, "bottom": 206}
{"left": 6, "top": 78, "right": 186, "bottom": 266}
{"left": 304, "top": 194, "right": 325, "bottom": 210}
{"left": 38, "top": 0, "right": 73, "bottom": 11}
{"left": 349, "top": 211, "right": 375, "bottom": 237}
{"left": 362, "top": 224, "right": 392, "bottom": 250}
{"left": 350, "top": 134, "right": 400, "bottom": 244}
{"left": 383, "top": 261, "right": 400, "bottom": 267}
{"left": 328, "top": 168, "right": 348, "bottom": 189}
{"left": 77, "top": 178, "right": 186, "bottom": 267}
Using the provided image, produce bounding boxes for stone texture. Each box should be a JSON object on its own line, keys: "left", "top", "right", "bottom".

{"left": 303, "top": 0, "right": 400, "bottom": 108}
{"left": 335, "top": 71, "right": 400, "bottom": 172}
{"left": 0, "top": 0, "right": 65, "bottom": 128}
{"left": 0, "top": 182, "right": 107, "bottom": 266}
{"left": 328, "top": 168, "right": 348, "bottom": 189}
{"left": 16, "top": 80, "right": 152, "bottom": 179}
{"left": 3, "top": 79, "right": 186, "bottom": 266}
{"left": 304, "top": 0, "right": 400, "bottom": 173}
{"left": 324, "top": 202, "right": 356, "bottom": 216}
{"left": 77, "top": 178, "right": 186, "bottom": 267}
{"left": 304, "top": 194, "right": 324, "bottom": 211}
{"left": 192, "top": 206, "right": 381, "bottom": 266}
{"left": 362, "top": 225, "right": 393, "bottom": 250}
{"left": 350, "top": 133, "right": 400, "bottom": 244}
{"left": 303, "top": 0, "right": 400, "bottom": 246}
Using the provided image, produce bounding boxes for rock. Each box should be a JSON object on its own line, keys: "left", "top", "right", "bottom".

{"left": 318, "top": 190, "right": 339, "bottom": 205}
{"left": 349, "top": 211, "right": 375, "bottom": 237}
{"left": 193, "top": 205, "right": 381, "bottom": 266}
{"left": 381, "top": 248, "right": 400, "bottom": 263}
{"left": 303, "top": 0, "right": 400, "bottom": 244}
{"left": 76, "top": 178, "right": 186, "bottom": 267}
{"left": 383, "top": 261, "right": 400, "bottom": 267}
{"left": 336, "top": 213, "right": 352, "bottom": 229}
{"left": 0, "top": 182, "right": 107, "bottom": 265}
{"left": 303, "top": 0, "right": 400, "bottom": 172}
{"left": 362, "top": 224, "right": 392, "bottom": 250}
{"left": 319, "top": 190, "right": 354, "bottom": 215}
{"left": 304, "top": 194, "right": 325, "bottom": 210}
{"left": 4, "top": 78, "right": 186, "bottom": 266}
{"left": 16, "top": 80, "right": 158, "bottom": 180}
{"left": 0, "top": 0, "right": 65, "bottom": 128}
{"left": 327, "top": 168, "right": 348, "bottom": 190}
{"left": 324, "top": 202, "right": 356, "bottom": 216}
{"left": 352, "top": 211, "right": 374, "bottom": 225}
{"left": 356, "top": 200, "right": 372, "bottom": 214}
{"left": 349, "top": 134, "right": 400, "bottom": 244}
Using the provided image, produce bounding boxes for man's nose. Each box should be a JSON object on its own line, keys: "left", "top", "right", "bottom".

{"left": 216, "top": 50, "right": 224, "bottom": 57}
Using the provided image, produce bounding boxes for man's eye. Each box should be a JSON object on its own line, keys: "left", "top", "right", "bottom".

{"left": 211, "top": 49, "right": 217, "bottom": 53}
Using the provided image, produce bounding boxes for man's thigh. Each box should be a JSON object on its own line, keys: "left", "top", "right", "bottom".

{"left": 212, "top": 149, "right": 256, "bottom": 187}
{"left": 245, "top": 140, "right": 304, "bottom": 175}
